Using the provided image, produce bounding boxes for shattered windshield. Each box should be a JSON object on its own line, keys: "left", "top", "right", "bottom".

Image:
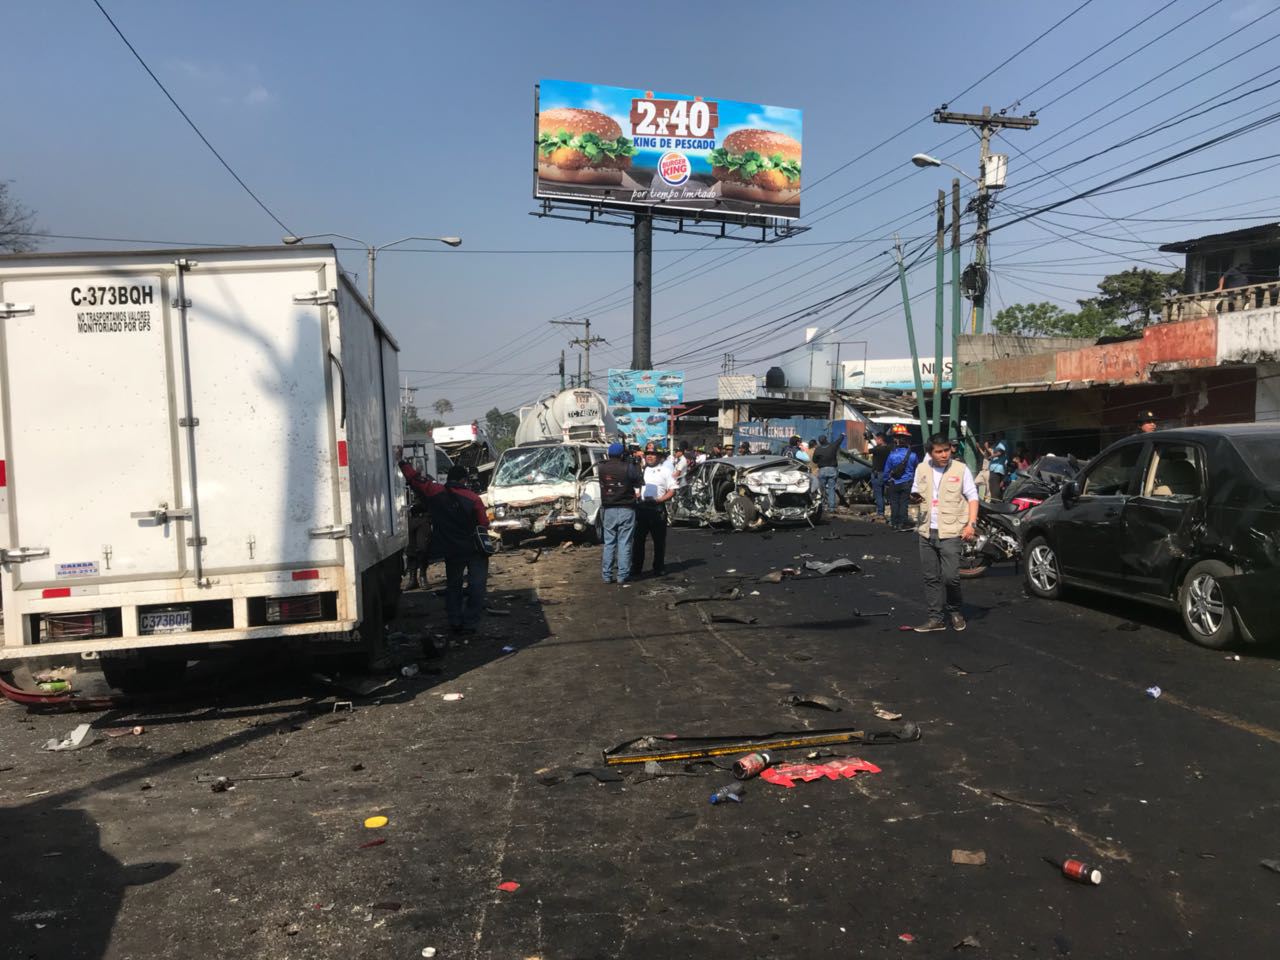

{"left": 1233, "top": 436, "right": 1280, "bottom": 481}
{"left": 494, "top": 446, "right": 576, "bottom": 487}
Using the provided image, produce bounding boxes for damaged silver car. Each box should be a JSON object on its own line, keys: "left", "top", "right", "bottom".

{"left": 668, "top": 455, "right": 823, "bottom": 530}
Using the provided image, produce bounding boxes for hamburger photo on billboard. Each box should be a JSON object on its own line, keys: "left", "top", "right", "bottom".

{"left": 709, "top": 129, "right": 801, "bottom": 205}
{"left": 537, "top": 107, "right": 637, "bottom": 185}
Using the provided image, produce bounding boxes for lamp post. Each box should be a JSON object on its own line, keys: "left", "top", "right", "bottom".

{"left": 282, "top": 233, "right": 461, "bottom": 308}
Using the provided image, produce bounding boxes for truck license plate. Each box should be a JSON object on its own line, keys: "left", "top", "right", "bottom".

{"left": 770, "top": 485, "right": 788, "bottom": 493}
{"left": 140, "top": 608, "right": 192, "bottom": 635}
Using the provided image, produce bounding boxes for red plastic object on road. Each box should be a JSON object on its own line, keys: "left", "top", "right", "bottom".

{"left": 497, "top": 881, "right": 521, "bottom": 892}
{"left": 760, "top": 757, "right": 881, "bottom": 788}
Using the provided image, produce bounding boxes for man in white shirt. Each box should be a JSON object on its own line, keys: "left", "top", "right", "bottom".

{"left": 910, "top": 433, "right": 979, "bottom": 633}
{"left": 633, "top": 448, "right": 677, "bottom": 576}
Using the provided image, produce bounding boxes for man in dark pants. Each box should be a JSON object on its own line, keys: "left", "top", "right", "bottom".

{"left": 597, "top": 442, "right": 642, "bottom": 585}
{"left": 910, "top": 434, "right": 980, "bottom": 633}
{"left": 399, "top": 462, "right": 490, "bottom": 633}
{"left": 868, "top": 433, "right": 890, "bottom": 520}
{"left": 811, "top": 433, "right": 844, "bottom": 512}
{"left": 633, "top": 447, "right": 676, "bottom": 576}
{"left": 881, "top": 428, "right": 919, "bottom": 531}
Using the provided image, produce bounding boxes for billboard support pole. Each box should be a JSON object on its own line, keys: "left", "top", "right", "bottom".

{"left": 933, "top": 189, "right": 945, "bottom": 438}
{"left": 633, "top": 212, "right": 653, "bottom": 370}
{"left": 893, "top": 234, "right": 930, "bottom": 432}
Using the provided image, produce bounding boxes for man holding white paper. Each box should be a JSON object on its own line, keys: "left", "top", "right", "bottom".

{"left": 633, "top": 447, "right": 676, "bottom": 577}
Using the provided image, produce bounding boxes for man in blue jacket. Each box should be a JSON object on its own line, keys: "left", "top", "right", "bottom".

{"left": 881, "top": 429, "right": 919, "bottom": 531}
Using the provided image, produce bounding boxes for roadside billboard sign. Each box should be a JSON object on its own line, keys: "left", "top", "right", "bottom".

{"left": 536, "top": 80, "right": 803, "bottom": 220}
{"left": 612, "top": 409, "right": 669, "bottom": 448}
{"left": 842, "top": 357, "right": 953, "bottom": 391}
{"left": 607, "top": 368, "right": 685, "bottom": 408}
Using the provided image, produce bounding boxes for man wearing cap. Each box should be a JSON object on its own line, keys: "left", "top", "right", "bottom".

{"left": 1137, "top": 411, "right": 1158, "bottom": 434}
{"left": 597, "top": 442, "right": 643, "bottom": 585}
{"left": 633, "top": 447, "right": 676, "bottom": 577}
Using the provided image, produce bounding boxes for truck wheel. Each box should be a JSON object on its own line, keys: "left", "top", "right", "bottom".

{"left": 726, "top": 494, "right": 758, "bottom": 531}
{"left": 1179, "top": 560, "right": 1237, "bottom": 649}
{"left": 101, "top": 653, "right": 188, "bottom": 695}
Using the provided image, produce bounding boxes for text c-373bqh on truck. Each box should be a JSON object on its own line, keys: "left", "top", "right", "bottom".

{"left": 0, "top": 245, "right": 407, "bottom": 690}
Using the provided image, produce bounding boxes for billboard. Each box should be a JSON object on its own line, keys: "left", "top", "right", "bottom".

{"left": 842, "top": 357, "right": 953, "bottom": 391}
{"left": 536, "top": 80, "right": 802, "bottom": 220}
{"left": 613, "top": 410, "right": 669, "bottom": 448}
{"left": 607, "top": 368, "right": 684, "bottom": 408}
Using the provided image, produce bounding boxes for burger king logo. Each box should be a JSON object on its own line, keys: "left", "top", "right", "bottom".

{"left": 657, "top": 151, "right": 691, "bottom": 186}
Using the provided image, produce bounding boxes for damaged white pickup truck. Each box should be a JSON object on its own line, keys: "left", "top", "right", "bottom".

{"left": 668, "top": 455, "right": 824, "bottom": 530}
{"left": 483, "top": 441, "right": 607, "bottom": 544}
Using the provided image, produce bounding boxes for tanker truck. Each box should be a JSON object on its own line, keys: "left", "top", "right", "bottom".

{"left": 483, "top": 389, "right": 617, "bottom": 543}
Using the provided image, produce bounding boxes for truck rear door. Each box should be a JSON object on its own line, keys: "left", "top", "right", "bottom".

{"left": 180, "top": 264, "right": 342, "bottom": 572}
{"left": 1, "top": 273, "right": 185, "bottom": 588}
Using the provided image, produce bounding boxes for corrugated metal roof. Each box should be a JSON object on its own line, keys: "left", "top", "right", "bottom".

{"left": 1158, "top": 223, "right": 1280, "bottom": 254}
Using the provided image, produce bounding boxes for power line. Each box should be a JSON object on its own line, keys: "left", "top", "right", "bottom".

{"left": 90, "top": 0, "right": 295, "bottom": 236}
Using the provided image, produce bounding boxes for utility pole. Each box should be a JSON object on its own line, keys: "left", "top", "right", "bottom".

{"left": 559, "top": 350, "right": 566, "bottom": 390}
{"left": 893, "top": 234, "right": 930, "bottom": 432}
{"left": 633, "top": 213, "right": 653, "bottom": 370}
{"left": 550, "top": 317, "right": 607, "bottom": 388}
{"left": 933, "top": 189, "right": 945, "bottom": 438}
{"left": 949, "top": 178, "right": 972, "bottom": 466}
{"left": 933, "top": 105, "right": 1037, "bottom": 333}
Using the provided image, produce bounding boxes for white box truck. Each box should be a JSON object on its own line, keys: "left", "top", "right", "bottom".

{"left": 0, "top": 245, "right": 407, "bottom": 687}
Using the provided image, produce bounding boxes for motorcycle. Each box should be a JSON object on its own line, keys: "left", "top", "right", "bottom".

{"left": 961, "top": 456, "right": 1081, "bottom": 578}
{"left": 959, "top": 499, "right": 1026, "bottom": 578}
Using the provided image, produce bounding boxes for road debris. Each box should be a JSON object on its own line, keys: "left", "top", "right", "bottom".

{"left": 1045, "top": 855, "right": 1102, "bottom": 885}
{"left": 953, "top": 934, "right": 982, "bottom": 949}
{"left": 1145, "top": 685, "right": 1162, "bottom": 699}
{"left": 760, "top": 757, "right": 881, "bottom": 788}
{"left": 855, "top": 608, "right": 891, "bottom": 617}
{"left": 209, "top": 777, "right": 234, "bottom": 793}
{"left": 803, "top": 558, "right": 861, "bottom": 576}
{"left": 1259, "top": 858, "right": 1280, "bottom": 874}
{"left": 898, "top": 933, "right": 916, "bottom": 943}
{"left": 498, "top": 881, "right": 521, "bottom": 892}
{"left": 104, "top": 725, "right": 146, "bottom": 738}
{"left": 1116, "top": 621, "right": 1141, "bottom": 631}
{"left": 874, "top": 708, "right": 902, "bottom": 721}
{"left": 709, "top": 783, "right": 744, "bottom": 804}
{"left": 359, "top": 838, "right": 386, "bottom": 850}
{"left": 732, "top": 752, "right": 773, "bottom": 780}
{"left": 442, "top": 693, "right": 465, "bottom": 702}
{"left": 603, "top": 724, "right": 920, "bottom": 766}
{"left": 421, "top": 949, "right": 438, "bottom": 958}
{"left": 42, "top": 723, "right": 94, "bottom": 752}
{"left": 782, "top": 693, "right": 842, "bottom": 712}
{"left": 950, "top": 849, "right": 987, "bottom": 866}
{"left": 364, "top": 815, "right": 389, "bottom": 829}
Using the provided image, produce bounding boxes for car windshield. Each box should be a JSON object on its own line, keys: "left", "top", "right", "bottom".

{"left": 493, "top": 446, "right": 576, "bottom": 487}
{"left": 1233, "top": 436, "right": 1280, "bottom": 481}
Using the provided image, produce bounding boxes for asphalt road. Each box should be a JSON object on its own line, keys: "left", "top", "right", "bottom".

{"left": 2, "top": 514, "right": 1278, "bottom": 959}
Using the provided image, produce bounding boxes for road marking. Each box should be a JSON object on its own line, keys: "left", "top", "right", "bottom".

{"left": 1002, "top": 636, "right": 1280, "bottom": 746}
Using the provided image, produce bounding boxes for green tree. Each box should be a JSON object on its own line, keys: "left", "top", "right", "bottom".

{"left": 0, "top": 181, "right": 40, "bottom": 253}
{"left": 432, "top": 397, "right": 454, "bottom": 418}
{"left": 992, "top": 301, "right": 1125, "bottom": 339}
{"left": 485, "top": 406, "right": 520, "bottom": 452}
{"left": 1095, "top": 267, "right": 1184, "bottom": 328}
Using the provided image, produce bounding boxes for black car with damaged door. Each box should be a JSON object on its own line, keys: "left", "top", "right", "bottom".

{"left": 667, "top": 455, "right": 823, "bottom": 530}
{"left": 1017, "top": 424, "right": 1279, "bottom": 648}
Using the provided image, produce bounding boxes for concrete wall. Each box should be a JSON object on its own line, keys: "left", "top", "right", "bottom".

{"left": 1055, "top": 316, "right": 1217, "bottom": 384}
{"left": 1257, "top": 363, "right": 1280, "bottom": 422}
{"left": 956, "top": 351, "right": 1057, "bottom": 392}
{"left": 1217, "top": 308, "right": 1280, "bottom": 363}
{"left": 957, "top": 334, "right": 1093, "bottom": 364}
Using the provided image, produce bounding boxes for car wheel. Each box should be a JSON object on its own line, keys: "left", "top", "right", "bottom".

{"left": 1023, "top": 536, "right": 1061, "bottom": 599}
{"left": 725, "top": 493, "right": 758, "bottom": 531}
{"left": 1179, "top": 560, "right": 1237, "bottom": 649}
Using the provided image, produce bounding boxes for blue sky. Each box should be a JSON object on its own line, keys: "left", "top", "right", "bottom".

{"left": 8, "top": 0, "right": 1280, "bottom": 422}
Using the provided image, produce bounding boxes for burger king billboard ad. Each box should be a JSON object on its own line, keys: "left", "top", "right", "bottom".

{"left": 535, "top": 79, "right": 803, "bottom": 220}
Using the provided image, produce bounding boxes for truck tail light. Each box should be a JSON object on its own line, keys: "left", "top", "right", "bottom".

{"left": 265, "top": 595, "right": 323, "bottom": 624}
{"left": 41, "top": 611, "right": 107, "bottom": 641}
{"left": 0, "top": 459, "right": 6, "bottom": 487}
{"left": 337, "top": 441, "right": 348, "bottom": 467}
{"left": 291, "top": 569, "right": 320, "bottom": 581}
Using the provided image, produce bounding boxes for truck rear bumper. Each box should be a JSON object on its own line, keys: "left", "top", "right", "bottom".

{"left": 0, "top": 619, "right": 359, "bottom": 661}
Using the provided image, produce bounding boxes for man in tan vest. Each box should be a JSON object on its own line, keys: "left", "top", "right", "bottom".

{"left": 910, "top": 434, "right": 980, "bottom": 632}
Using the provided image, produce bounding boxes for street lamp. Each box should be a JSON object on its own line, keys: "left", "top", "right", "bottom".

{"left": 910, "top": 153, "right": 979, "bottom": 184}
{"left": 282, "top": 233, "right": 462, "bottom": 308}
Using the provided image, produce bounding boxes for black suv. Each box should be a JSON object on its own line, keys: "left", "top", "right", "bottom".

{"left": 1018, "top": 424, "right": 1279, "bottom": 648}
